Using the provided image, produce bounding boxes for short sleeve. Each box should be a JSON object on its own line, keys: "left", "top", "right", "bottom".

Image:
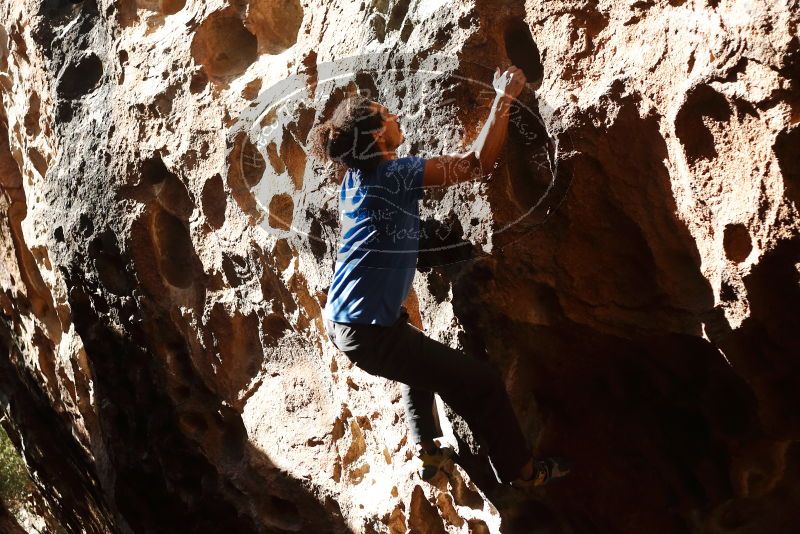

{"left": 383, "top": 156, "right": 425, "bottom": 202}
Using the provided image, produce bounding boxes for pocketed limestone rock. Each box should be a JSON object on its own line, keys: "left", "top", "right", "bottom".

{"left": 0, "top": 0, "right": 799, "bottom": 532}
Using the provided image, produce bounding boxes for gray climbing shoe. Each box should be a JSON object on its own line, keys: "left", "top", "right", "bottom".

{"left": 510, "top": 457, "right": 571, "bottom": 488}
{"left": 417, "top": 445, "right": 455, "bottom": 481}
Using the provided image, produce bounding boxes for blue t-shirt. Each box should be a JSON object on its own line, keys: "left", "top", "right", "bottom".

{"left": 324, "top": 156, "right": 426, "bottom": 325}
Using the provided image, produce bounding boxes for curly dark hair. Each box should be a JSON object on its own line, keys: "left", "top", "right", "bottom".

{"left": 308, "top": 94, "right": 385, "bottom": 172}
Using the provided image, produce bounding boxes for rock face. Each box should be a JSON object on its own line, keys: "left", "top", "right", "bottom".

{"left": 0, "top": 0, "right": 798, "bottom": 532}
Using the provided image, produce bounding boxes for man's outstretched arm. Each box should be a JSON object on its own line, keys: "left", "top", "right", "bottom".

{"left": 422, "top": 65, "right": 527, "bottom": 188}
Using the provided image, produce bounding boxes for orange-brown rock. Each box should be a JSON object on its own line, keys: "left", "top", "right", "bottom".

{"left": 0, "top": 0, "right": 798, "bottom": 532}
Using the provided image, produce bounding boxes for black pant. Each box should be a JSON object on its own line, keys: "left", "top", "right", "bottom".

{"left": 324, "top": 308, "right": 530, "bottom": 483}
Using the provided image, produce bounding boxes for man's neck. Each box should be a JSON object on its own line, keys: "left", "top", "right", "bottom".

{"left": 375, "top": 138, "right": 397, "bottom": 160}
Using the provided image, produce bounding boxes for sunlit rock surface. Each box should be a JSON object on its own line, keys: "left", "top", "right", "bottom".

{"left": 1, "top": 0, "right": 799, "bottom": 532}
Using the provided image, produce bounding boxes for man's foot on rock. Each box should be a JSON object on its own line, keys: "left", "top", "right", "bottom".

{"left": 510, "top": 457, "right": 571, "bottom": 489}
{"left": 417, "top": 445, "right": 455, "bottom": 481}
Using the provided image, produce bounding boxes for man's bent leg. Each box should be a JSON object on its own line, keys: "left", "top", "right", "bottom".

{"left": 374, "top": 317, "right": 530, "bottom": 483}
{"left": 401, "top": 384, "right": 440, "bottom": 447}
{"left": 325, "top": 317, "right": 440, "bottom": 449}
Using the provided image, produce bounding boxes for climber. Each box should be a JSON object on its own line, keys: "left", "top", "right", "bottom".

{"left": 309, "top": 65, "right": 570, "bottom": 488}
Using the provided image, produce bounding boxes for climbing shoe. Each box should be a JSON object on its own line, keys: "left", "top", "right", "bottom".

{"left": 417, "top": 445, "right": 455, "bottom": 481}
{"left": 511, "top": 457, "right": 571, "bottom": 489}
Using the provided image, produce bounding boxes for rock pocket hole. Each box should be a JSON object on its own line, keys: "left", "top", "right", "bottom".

{"left": 242, "top": 138, "right": 266, "bottom": 188}
{"left": 504, "top": 18, "right": 543, "bottom": 85}
{"left": 191, "top": 8, "right": 258, "bottom": 82}
{"left": 141, "top": 155, "right": 195, "bottom": 218}
{"left": 153, "top": 209, "right": 196, "bottom": 288}
{"left": 409, "top": 485, "right": 447, "bottom": 533}
{"left": 189, "top": 69, "right": 208, "bottom": 94}
{"left": 268, "top": 194, "right": 294, "bottom": 230}
{"left": 675, "top": 85, "right": 731, "bottom": 164}
{"left": 160, "top": 0, "right": 185, "bottom": 15}
{"left": 286, "top": 104, "right": 317, "bottom": 145}
{"left": 723, "top": 223, "right": 752, "bottom": 263}
{"left": 141, "top": 155, "right": 170, "bottom": 185}
{"left": 0, "top": 25, "right": 8, "bottom": 71}
{"left": 280, "top": 128, "right": 306, "bottom": 190}
{"left": 201, "top": 173, "right": 226, "bottom": 229}
{"left": 387, "top": 0, "right": 410, "bottom": 32}
{"left": 24, "top": 92, "right": 41, "bottom": 136}
{"left": 27, "top": 148, "right": 48, "bottom": 177}
{"left": 245, "top": 0, "right": 304, "bottom": 55}
{"left": 369, "top": 14, "right": 386, "bottom": 43}
{"left": 208, "top": 306, "right": 264, "bottom": 400}
{"left": 90, "top": 231, "right": 133, "bottom": 296}
{"left": 266, "top": 142, "right": 285, "bottom": 174}
{"left": 177, "top": 412, "right": 208, "bottom": 436}
{"left": 226, "top": 132, "right": 264, "bottom": 223}
{"left": 241, "top": 78, "right": 262, "bottom": 100}
{"left": 57, "top": 53, "right": 103, "bottom": 99}
{"left": 262, "top": 314, "right": 291, "bottom": 346}
{"left": 222, "top": 253, "right": 250, "bottom": 287}
{"left": 308, "top": 218, "right": 326, "bottom": 261}
{"left": 156, "top": 170, "right": 194, "bottom": 219}
{"left": 9, "top": 25, "right": 27, "bottom": 64}
{"left": 230, "top": 132, "right": 266, "bottom": 188}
